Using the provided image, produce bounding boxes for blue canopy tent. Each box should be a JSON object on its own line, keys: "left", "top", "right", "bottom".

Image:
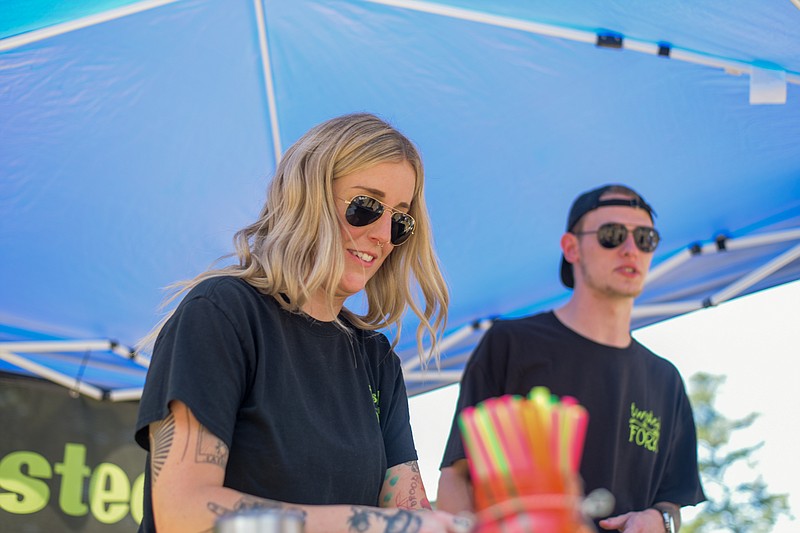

{"left": 2, "top": 0, "right": 800, "bottom": 400}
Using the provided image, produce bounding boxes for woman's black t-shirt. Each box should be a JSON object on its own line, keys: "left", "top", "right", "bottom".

{"left": 135, "top": 276, "right": 417, "bottom": 531}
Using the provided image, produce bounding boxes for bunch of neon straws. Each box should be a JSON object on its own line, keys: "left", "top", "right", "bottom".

{"left": 458, "top": 386, "right": 593, "bottom": 533}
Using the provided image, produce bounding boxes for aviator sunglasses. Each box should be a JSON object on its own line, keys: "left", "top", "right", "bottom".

{"left": 340, "top": 195, "right": 416, "bottom": 246}
{"left": 573, "top": 222, "right": 660, "bottom": 253}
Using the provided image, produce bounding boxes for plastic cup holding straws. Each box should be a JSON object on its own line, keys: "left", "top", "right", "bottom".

{"left": 458, "top": 386, "right": 597, "bottom": 533}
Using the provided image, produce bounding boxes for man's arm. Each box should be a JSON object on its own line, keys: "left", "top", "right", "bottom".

{"left": 597, "top": 501, "right": 681, "bottom": 532}
{"left": 654, "top": 502, "right": 681, "bottom": 532}
{"left": 435, "top": 459, "right": 473, "bottom": 515}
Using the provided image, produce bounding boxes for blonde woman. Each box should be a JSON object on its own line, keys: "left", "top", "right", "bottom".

{"left": 135, "top": 113, "right": 469, "bottom": 533}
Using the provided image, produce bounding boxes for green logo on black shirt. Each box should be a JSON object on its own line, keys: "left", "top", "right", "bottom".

{"left": 629, "top": 402, "right": 660, "bottom": 452}
{"left": 370, "top": 385, "right": 380, "bottom": 420}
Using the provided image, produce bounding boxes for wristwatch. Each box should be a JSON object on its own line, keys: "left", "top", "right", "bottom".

{"left": 659, "top": 509, "right": 675, "bottom": 533}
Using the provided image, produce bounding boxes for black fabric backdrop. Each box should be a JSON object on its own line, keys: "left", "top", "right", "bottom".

{"left": 0, "top": 375, "right": 144, "bottom": 532}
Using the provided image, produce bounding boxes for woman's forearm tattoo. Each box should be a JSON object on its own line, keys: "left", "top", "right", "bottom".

{"left": 385, "top": 461, "right": 430, "bottom": 510}
{"left": 207, "top": 497, "right": 307, "bottom": 524}
{"left": 348, "top": 507, "right": 422, "bottom": 533}
{"left": 207, "top": 496, "right": 283, "bottom": 517}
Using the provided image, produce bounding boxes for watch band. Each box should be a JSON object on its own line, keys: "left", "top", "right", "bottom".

{"left": 660, "top": 509, "right": 674, "bottom": 533}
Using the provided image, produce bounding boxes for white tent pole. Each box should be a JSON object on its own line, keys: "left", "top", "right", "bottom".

{"left": 646, "top": 249, "right": 693, "bottom": 284}
{"left": 367, "top": 0, "right": 596, "bottom": 44}
{"left": 365, "top": 0, "right": 800, "bottom": 86}
{"left": 689, "top": 228, "right": 800, "bottom": 256}
{"left": 402, "top": 318, "right": 493, "bottom": 372}
{"left": 0, "top": 350, "right": 104, "bottom": 400}
{"left": 635, "top": 234, "right": 800, "bottom": 318}
{"left": 108, "top": 343, "right": 151, "bottom": 368}
{"left": 402, "top": 322, "right": 471, "bottom": 371}
{"left": 403, "top": 370, "right": 464, "bottom": 382}
{"left": 0, "top": 339, "right": 118, "bottom": 352}
{"left": 633, "top": 300, "right": 704, "bottom": 319}
{"left": 648, "top": 227, "right": 800, "bottom": 284}
{"left": 0, "top": 0, "right": 181, "bottom": 52}
{"left": 253, "top": 0, "right": 283, "bottom": 161}
{"left": 717, "top": 227, "right": 800, "bottom": 250}
{"left": 0, "top": 338, "right": 149, "bottom": 366}
{"left": 129, "top": 351, "right": 152, "bottom": 368}
{"left": 0, "top": 339, "right": 152, "bottom": 380}
{"left": 709, "top": 241, "right": 800, "bottom": 306}
{"left": 433, "top": 350, "right": 478, "bottom": 370}
{"left": 108, "top": 388, "right": 144, "bottom": 402}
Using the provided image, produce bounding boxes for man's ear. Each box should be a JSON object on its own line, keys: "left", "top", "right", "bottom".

{"left": 561, "top": 232, "right": 580, "bottom": 264}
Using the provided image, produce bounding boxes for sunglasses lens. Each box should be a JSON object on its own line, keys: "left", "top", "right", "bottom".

{"left": 633, "top": 227, "right": 660, "bottom": 252}
{"left": 596, "top": 223, "right": 628, "bottom": 249}
{"left": 345, "top": 196, "right": 383, "bottom": 227}
{"left": 390, "top": 213, "right": 415, "bottom": 245}
{"left": 345, "top": 195, "right": 415, "bottom": 245}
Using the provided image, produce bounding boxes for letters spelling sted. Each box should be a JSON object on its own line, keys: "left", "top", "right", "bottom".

{"left": 0, "top": 442, "right": 144, "bottom": 525}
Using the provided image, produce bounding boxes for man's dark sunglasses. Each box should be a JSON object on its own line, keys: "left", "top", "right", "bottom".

{"left": 574, "top": 222, "right": 660, "bottom": 253}
{"left": 341, "top": 195, "right": 415, "bottom": 246}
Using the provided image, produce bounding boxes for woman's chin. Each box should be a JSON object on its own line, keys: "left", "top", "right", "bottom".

{"left": 337, "top": 276, "right": 369, "bottom": 298}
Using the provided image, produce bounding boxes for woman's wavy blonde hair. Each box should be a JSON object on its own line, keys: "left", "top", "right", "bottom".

{"left": 138, "top": 113, "right": 449, "bottom": 366}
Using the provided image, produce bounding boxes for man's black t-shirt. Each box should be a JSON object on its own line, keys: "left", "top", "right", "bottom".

{"left": 441, "top": 311, "right": 705, "bottom": 515}
{"left": 135, "top": 277, "right": 417, "bottom": 531}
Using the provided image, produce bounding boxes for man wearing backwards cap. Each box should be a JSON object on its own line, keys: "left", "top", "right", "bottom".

{"left": 437, "top": 184, "right": 705, "bottom": 532}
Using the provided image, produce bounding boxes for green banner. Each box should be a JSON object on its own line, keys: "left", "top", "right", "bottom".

{"left": 0, "top": 374, "right": 145, "bottom": 531}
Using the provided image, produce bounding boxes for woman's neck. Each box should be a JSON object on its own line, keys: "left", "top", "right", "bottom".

{"left": 300, "top": 290, "right": 344, "bottom": 322}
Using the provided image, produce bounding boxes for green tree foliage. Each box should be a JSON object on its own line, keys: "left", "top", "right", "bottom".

{"left": 682, "top": 372, "right": 792, "bottom": 533}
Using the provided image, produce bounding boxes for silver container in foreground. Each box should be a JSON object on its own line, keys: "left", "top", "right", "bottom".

{"left": 214, "top": 508, "right": 305, "bottom": 533}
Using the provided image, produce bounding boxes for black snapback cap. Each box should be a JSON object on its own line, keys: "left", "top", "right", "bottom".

{"left": 560, "top": 184, "right": 655, "bottom": 288}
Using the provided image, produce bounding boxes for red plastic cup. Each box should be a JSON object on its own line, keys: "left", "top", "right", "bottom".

{"left": 474, "top": 494, "right": 596, "bottom": 533}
